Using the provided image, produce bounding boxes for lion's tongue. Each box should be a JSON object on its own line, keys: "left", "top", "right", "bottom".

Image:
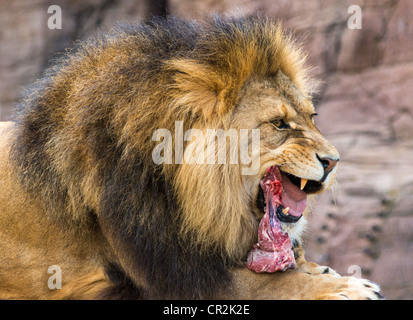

{"left": 280, "top": 173, "right": 307, "bottom": 218}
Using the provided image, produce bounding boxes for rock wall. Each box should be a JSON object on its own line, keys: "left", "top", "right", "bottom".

{"left": 1, "top": 0, "right": 412, "bottom": 299}
{"left": 0, "top": 0, "right": 161, "bottom": 120}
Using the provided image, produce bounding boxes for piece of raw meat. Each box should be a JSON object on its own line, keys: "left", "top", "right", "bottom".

{"left": 246, "top": 166, "right": 296, "bottom": 273}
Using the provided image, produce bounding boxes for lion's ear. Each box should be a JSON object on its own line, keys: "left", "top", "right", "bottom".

{"left": 166, "top": 59, "right": 237, "bottom": 121}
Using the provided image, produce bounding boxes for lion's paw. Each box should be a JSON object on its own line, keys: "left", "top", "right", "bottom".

{"left": 297, "top": 261, "right": 340, "bottom": 277}
{"left": 319, "top": 276, "right": 384, "bottom": 300}
{"left": 309, "top": 265, "right": 341, "bottom": 277}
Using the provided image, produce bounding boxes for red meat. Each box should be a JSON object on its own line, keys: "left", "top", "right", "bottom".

{"left": 246, "top": 166, "right": 296, "bottom": 273}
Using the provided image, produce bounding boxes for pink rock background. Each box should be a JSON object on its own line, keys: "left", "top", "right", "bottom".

{"left": 1, "top": 0, "right": 412, "bottom": 299}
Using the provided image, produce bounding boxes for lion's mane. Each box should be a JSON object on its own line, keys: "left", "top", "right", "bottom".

{"left": 11, "top": 16, "right": 310, "bottom": 299}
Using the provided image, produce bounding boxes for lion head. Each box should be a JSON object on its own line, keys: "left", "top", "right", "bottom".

{"left": 168, "top": 17, "right": 340, "bottom": 264}
{"left": 12, "top": 15, "right": 339, "bottom": 299}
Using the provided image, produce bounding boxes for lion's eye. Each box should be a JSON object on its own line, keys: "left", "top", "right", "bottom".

{"left": 271, "top": 119, "right": 290, "bottom": 130}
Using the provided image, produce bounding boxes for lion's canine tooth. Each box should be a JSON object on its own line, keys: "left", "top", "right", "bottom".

{"left": 300, "top": 178, "right": 308, "bottom": 190}
{"left": 282, "top": 207, "right": 290, "bottom": 215}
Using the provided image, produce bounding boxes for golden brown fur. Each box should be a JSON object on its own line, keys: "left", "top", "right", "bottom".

{"left": 0, "top": 16, "right": 382, "bottom": 299}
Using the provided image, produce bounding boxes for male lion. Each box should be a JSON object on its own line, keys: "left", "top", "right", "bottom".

{"left": 0, "top": 16, "right": 382, "bottom": 299}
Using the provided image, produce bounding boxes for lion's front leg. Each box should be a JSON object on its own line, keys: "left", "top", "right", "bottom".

{"left": 229, "top": 268, "right": 383, "bottom": 300}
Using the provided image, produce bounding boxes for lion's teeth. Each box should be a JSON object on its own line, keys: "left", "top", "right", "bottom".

{"left": 282, "top": 207, "right": 290, "bottom": 215}
{"left": 300, "top": 178, "right": 308, "bottom": 190}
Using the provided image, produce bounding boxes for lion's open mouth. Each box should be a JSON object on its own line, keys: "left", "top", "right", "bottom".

{"left": 247, "top": 166, "right": 323, "bottom": 273}
{"left": 256, "top": 167, "right": 323, "bottom": 223}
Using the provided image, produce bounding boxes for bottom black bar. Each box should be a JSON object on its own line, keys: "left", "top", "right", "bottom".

{"left": 0, "top": 299, "right": 397, "bottom": 318}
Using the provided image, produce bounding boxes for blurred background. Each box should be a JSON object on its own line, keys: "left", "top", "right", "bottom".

{"left": 0, "top": 0, "right": 412, "bottom": 299}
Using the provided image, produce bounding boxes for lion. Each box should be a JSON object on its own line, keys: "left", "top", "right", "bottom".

{"left": 0, "top": 16, "right": 383, "bottom": 300}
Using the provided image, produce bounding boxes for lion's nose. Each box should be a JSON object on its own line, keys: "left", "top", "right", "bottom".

{"left": 317, "top": 155, "right": 339, "bottom": 180}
